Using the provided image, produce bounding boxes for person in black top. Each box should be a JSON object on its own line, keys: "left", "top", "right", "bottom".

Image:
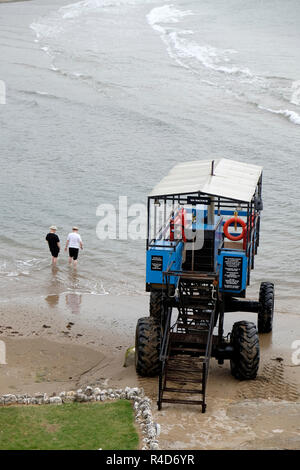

{"left": 46, "top": 225, "right": 60, "bottom": 266}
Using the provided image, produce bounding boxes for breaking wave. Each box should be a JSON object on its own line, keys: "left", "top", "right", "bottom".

{"left": 59, "top": 0, "right": 149, "bottom": 20}
{"left": 258, "top": 106, "right": 300, "bottom": 125}
{"left": 147, "top": 5, "right": 252, "bottom": 76}
{"left": 30, "top": 0, "right": 152, "bottom": 40}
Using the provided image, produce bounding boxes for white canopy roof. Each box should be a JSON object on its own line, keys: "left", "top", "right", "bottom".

{"left": 149, "top": 159, "right": 262, "bottom": 202}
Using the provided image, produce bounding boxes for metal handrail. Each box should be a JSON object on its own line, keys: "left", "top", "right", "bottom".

{"left": 159, "top": 307, "right": 173, "bottom": 363}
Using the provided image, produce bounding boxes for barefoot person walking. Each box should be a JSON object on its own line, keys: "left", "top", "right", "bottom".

{"left": 65, "top": 226, "right": 83, "bottom": 268}
{"left": 46, "top": 225, "right": 60, "bottom": 266}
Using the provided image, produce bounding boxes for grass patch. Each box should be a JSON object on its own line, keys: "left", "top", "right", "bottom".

{"left": 0, "top": 400, "right": 139, "bottom": 450}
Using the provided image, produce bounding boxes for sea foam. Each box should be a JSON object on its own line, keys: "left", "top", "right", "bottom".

{"left": 147, "top": 4, "right": 193, "bottom": 29}
{"left": 147, "top": 5, "right": 251, "bottom": 77}
{"left": 258, "top": 105, "right": 300, "bottom": 125}
{"left": 31, "top": 0, "right": 149, "bottom": 39}
{"left": 60, "top": 0, "right": 150, "bottom": 20}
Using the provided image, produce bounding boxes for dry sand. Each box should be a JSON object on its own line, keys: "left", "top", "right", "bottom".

{"left": 0, "top": 293, "right": 299, "bottom": 449}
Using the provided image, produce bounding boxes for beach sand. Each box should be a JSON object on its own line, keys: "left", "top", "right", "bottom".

{"left": 0, "top": 294, "right": 299, "bottom": 449}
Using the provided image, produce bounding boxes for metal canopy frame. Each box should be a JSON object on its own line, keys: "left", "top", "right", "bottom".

{"left": 146, "top": 173, "right": 263, "bottom": 286}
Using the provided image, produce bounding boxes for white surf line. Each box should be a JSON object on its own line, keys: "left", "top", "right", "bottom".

{"left": 146, "top": 4, "right": 194, "bottom": 69}
{"left": 59, "top": 0, "right": 149, "bottom": 20}
{"left": 30, "top": 0, "right": 147, "bottom": 42}
{"left": 146, "top": 4, "right": 252, "bottom": 76}
{"left": 258, "top": 105, "right": 300, "bottom": 125}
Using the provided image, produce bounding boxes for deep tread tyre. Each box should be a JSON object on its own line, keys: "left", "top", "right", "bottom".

{"left": 258, "top": 282, "right": 274, "bottom": 333}
{"left": 135, "top": 317, "right": 160, "bottom": 377}
{"left": 149, "top": 291, "right": 165, "bottom": 321}
{"left": 230, "top": 321, "right": 260, "bottom": 380}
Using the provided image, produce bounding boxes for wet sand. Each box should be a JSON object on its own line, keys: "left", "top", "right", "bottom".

{"left": 0, "top": 294, "right": 299, "bottom": 449}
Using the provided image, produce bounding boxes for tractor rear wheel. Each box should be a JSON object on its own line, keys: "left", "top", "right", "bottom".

{"left": 135, "top": 317, "right": 160, "bottom": 377}
{"left": 258, "top": 282, "right": 274, "bottom": 333}
{"left": 149, "top": 291, "right": 165, "bottom": 321}
{"left": 230, "top": 321, "right": 260, "bottom": 380}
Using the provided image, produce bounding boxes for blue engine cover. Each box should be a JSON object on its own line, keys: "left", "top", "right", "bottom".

{"left": 146, "top": 240, "right": 184, "bottom": 288}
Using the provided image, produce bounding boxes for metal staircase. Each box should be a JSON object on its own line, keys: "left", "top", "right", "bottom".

{"left": 158, "top": 275, "right": 217, "bottom": 413}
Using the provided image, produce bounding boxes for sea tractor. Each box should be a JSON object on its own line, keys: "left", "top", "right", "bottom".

{"left": 135, "top": 158, "right": 274, "bottom": 413}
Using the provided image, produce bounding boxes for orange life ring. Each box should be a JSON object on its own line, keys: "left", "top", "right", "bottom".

{"left": 223, "top": 217, "right": 246, "bottom": 242}
{"left": 170, "top": 208, "right": 187, "bottom": 242}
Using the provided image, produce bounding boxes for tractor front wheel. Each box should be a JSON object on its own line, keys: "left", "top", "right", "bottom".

{"left": 258, "top": 282, "right": 274, "bottom": 333}
{"left": 230, "top": 321, "right": 260, "bottom": 380}
{"left": 149, "top": 291, "right": 165, "bottom": 321}
{"left": 135, "top": 317, "right": 160, "bottom": 377}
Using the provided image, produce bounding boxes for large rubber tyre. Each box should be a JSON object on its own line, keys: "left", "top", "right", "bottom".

{"left": 230, "top": 321, "right": 260, "bottom": 380}
{"left": 135, "top": 317, "right": 160, "bottom": 377}
{"left": 258, "top": 282, "right": 274, "bottom": 333}
{"left": 149, "top": 291, "right": 165, "bottom": 321}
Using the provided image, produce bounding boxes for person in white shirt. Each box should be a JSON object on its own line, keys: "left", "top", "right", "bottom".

{"left": 65, "top": 226, "right": 83, "bottom": 268}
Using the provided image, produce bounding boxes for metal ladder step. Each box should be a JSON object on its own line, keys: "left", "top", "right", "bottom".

{"left": 167, "top": 356, "right": 205, "bottom": 365}
{"left": 164, "top": 387, "right": 203, "bottom": 394}
{"left": 166, "top": 376, "right": 203, "bottom": 384}
{"left": 161, "top": 398, "right": 204, "bottom": 406}
{"left": 166, "top": 366, "right": 204, "bottom": 373}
